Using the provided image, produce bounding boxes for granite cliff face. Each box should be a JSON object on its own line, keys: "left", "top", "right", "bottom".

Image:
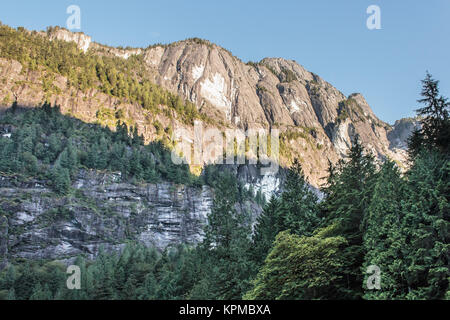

{"left": 0, "top": 170, "right": 226, "bottom": 262}
{"left": 388, "top": 118, "right": 421, "bottom": 150}
{"left": 0, "top": 26, "right": 418, "bottom": 263}
{"left": 0, "top": 169, "right": 263, "bottom": 263}
{"left": 142, "top": 41, "right": 411, "bottom": 173}
{"left": 0, "top": 28, "right": 415, "bottom": 186}
{"left": 2, "top": 171, "right": 211, "bottom": 260}
{"left": 47, "top": 28, "right": 92, "bottom": 53}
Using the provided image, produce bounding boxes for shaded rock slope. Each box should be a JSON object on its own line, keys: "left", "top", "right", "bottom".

{"left": 0, "top": 26, "right": 417, "bottom": 186}
{"left": 0, "top": 169, "right": 263, "bottom": 263}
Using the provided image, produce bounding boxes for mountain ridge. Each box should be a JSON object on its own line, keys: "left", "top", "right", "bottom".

{"left": 0, "top": 24, "right": 419, "bottom": 186}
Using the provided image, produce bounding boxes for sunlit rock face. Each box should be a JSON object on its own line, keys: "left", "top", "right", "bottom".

{"left": 0, "top": 27, "right": 420, "bottom": 264}
{"left": 140, "top": 41, "right": 413, "bottom": 184}
{"left": 47, "top": 28, "right": 92, "bottom": 53}
{"left": 0, "top": 28, "right": 415, "bottom": 188}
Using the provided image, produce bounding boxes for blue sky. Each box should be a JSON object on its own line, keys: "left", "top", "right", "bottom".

{"left": 1, "top": 0, "right": 449, "bottom": 124}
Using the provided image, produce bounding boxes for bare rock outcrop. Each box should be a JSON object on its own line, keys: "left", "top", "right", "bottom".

{"left": 0, "top": 28, "right": 417, "bottom": 186}
{"left": 0, "top": 170, "right": 215, "bottom": 260}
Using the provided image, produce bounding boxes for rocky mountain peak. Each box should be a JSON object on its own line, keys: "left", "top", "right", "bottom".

{"left": 47, "top": 26, "right": 92, "bottom": 53}
{"left": 0, "top": 25, "right": 416, "bottom": 186}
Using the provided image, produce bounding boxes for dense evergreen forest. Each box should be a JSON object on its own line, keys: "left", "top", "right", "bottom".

{"left": 0, "top": 68, "right": 448, "bottom": 299}
{"left": 0, "top": 102, "right": 200, "bottom": 191}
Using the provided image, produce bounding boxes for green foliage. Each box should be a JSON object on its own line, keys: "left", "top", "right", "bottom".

{"left": 246, "top": 61, "right": 259, "bottom": 68}
{"left": 0, "top": 244, "right": 202, "bottom": 300}
{"left": 256, "top": 84, "right": 269, "bottom": 94}
{"left": 182, "top": 37, "right": 213, "bottom": 47}
{"left": 194, "top": 171, "right": 257, "bottom": 299}
{"left": 50, "top": 165, "right": 71, "bottom": 195}
{"left": 281, "top": 68, "right": 298, "bottom": 83}
{"left": 336, "top": 97, "right": 369, "bottom": 123}
{"left": 260, "top": 64, "right": 297, "bottom": 83}
{"left": 400, "top": 151, "right": 449, "bottom": 299}
{"left": 0, "top": 25, "right": 204, "bottom": 125}
{"left": 408, "top": 72, "right": 450, "bottom": 157}
{"left": 362, "top": 161, "right": 409, "bottom": 299}
{"left": 245, "top": 227, "right": 346, "bottom": 300}
{"left": 251, "top": 196, "right": 281, "bottom": 266}
{"left": 250, "top": 159, "right": 320, "bottom": 270}
{"left": 320, "top": 136, "right": 377, "bottom": 299}
{"left": 277, "top": 159, "right": 320, "bottom": 236}
{"left": 0, "top": 104, "right": 199, "bottom": 192}
{"left": 0, "top": 72, "right": 448, "bottom": 301}
{"left": 262, "top": 64, "right": 279, "bottom": 78}
{"left": 336, "top": 101, "right": 350, "bottom": 122}
{"left": 279, "top": 128, "right": 314, "bottom": 160}
{"left": 362, "top": 152, "right": 449, "bottom": 300}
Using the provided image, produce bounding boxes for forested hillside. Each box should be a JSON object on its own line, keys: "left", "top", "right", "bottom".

{"left": 0, "top": 24, "right": 203, "bottom": 125}
{"left": 0, "top": 73, "right": 448, "bottom": 300}
{"left": 0, "top": 103, "right": 199, "bottom": 193}
{"left": 0, "top": 24, "right": 417, "bottom": 187}
{"left": 0, "top": 22, "right": 448, "bottom": 300}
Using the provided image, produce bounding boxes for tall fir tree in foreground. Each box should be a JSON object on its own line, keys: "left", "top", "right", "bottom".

{"left": 278, "top": 159, "right": 320, "bottom": 236}
{"left": 362, "top": 73, "right": 449, "bottom": 300}
{"left": 321, "top": 136, "right": 377, "bottom": 299}
{"left": 192, "top": 171, "right": 256, "bottom": 300}
{"left": 362, "top": 161, "right": 409, "bottom": 299}
{"left": 400, "top": 151, "right": 449, "bottom": 299}
{"left": 408, "top": 72, "right": 450, "bottom": 157}
{"left": 251, "top": 196, "right": 281, "bottom": 267}
{"left": 251, "top": 159, "right": 320, "bottom": 268}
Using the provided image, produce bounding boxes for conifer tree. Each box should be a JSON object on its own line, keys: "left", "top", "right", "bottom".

{"left": 408, "top": 72, "right": 450, "bottom": 157}
{"left": 30, "top": 283, "right": 52, "bottom": 300}
{"left": 51, "top": 165, "right": 71, "bottom": 195}
{"left": 252, "top": 196, "right": 281, "bottom": 266}
{"left": 197, "top": 171, "right": 256, "bottom": 299}
{"left": 278, "top": 159, "right": 320, "bottom": 236}
{"left": 400, "top": 151, "right": 449, "bottom": 299}
{"left": 362, "top": 161, "right": 409, "bottom": 299}
{"left": 321, "top": 136, "right": 377, "bottom": 299}
{"left": 7, "top": 287, "right": 15, "bottom": 300}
